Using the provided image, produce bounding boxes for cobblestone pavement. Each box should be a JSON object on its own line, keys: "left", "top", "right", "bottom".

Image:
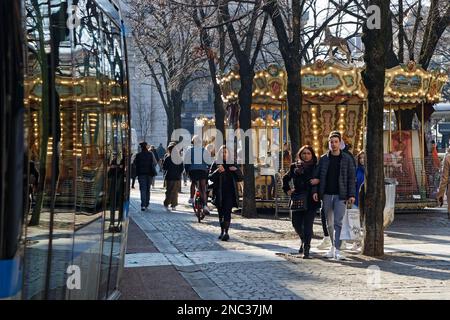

{"left": 125, "top": 176, "right": 450, "bottom": 300}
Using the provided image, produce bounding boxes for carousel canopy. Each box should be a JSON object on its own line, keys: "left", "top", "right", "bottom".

{"left": 218, "top": 60, "right": 448, "bottom": 108}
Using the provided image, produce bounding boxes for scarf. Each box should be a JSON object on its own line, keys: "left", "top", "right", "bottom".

{"left": 294, "top": 159, "right": 315, "bottom": 175}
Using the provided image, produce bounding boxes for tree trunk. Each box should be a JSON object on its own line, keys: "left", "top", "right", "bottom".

{"left": 239, "top": 66, "right": 257, "bottom": 218}
{"left": 286, "top": 62, "right": 302, "bottom": 155}
{"left": 213, "top": 82, "right": 226, "bottom": 135}
{"left": 166, "top": 105, "right": 175, "bottom": 146}
{"left": 362, "top": 0, "right": 390, "bottom": 257}
{"left": 263, "top": 0, "right": 302, "bottom": 155}
{"left": 398, "top": 0, "right": 404, "bottom": 64}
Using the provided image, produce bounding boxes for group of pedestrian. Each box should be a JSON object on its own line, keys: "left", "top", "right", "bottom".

{"left": 133, "top": 136, "right": 243, "bottom": 242}
{"left": 282, "top": 131, "right": 364, "bottom": 260}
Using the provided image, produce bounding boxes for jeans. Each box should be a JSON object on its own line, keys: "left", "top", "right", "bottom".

{"left": 138, "top": 175, "right": 153, "bottom": 208}
{"left": 322, "top": 194, "right": 347, "bottom": 249}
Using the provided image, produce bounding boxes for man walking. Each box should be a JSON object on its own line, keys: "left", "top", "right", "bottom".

{"left": 135, "top": 142, "right": 157, "bottom": 211}
{"left": 163, "top": 142, "right": 184, "bottom": 211}
{"left": 317, "top": 131, "right": 356, "bottom": 260}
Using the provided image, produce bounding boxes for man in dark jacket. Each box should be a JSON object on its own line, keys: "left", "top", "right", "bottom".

{"left": 317, "top": 131, "right": 356, "bottom": 260}
{"left": 163, "top": 142, "right": 184, "bottom": 210}
{"left": 135, "top": 142, "right": 157, "bottom": 211}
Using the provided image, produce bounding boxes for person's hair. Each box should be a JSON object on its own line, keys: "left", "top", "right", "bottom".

{"left": 296, "top": 145, "right": 317, "bottom": 164}
{"left": 356, "top": 151, "right": 365, "bottom": 165}
{"left": 328, "top": 131, "right": 342, "bottom": 141}
{"left": 431, "top": 140, "right": 436, "bottom": 144}
{"left": 216, "top": 145, "right": 231, "bottom": 162}
{"left": 140, "top": 142, "right": 148, "bottom": 150}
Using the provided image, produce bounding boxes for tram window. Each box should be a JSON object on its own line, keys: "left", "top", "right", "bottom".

{"left": 23, "top": 0, "right": 54, "bottom": 300}
{"left": 46, "top": 0, "right": 77, "bottom": 300}
{"left": 69, "top": 0, "right": 105, "bottom": 300}
{"left": 97, "top": 10, "right": 116, "bottom": 300}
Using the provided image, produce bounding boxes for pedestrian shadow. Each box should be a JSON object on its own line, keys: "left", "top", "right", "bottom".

{"left": 317, "top": 252, "right": 450, "bottom": 282}
{"left": 384, "top": 231, "right": 450, "bottom": 245}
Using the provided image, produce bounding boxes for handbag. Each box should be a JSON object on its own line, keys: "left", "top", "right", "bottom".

{"left": 289, "top": 192, "right": 308, "bottom": 211}
{"left": 149, "top": 164, "right": 157, "bottom": 177}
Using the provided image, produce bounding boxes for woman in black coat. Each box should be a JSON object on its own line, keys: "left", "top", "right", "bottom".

{"left": 282, "top": 145, "right": 320, "bottom": 258}
{"left": 209, "top": 145, "right": 243, "bottom": 241}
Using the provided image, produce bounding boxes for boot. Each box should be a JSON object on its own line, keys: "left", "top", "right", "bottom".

{"left": 222, "top": 221, "right": 230, "bottom": 241}
{"left": 298, "top": 241, "right": 304, "bottom": 254}
{"left": 303, "top": 245, "right": 311, "bottom": 259}
{"left": 218, "top": 221, "right": 224, "bottom": 239}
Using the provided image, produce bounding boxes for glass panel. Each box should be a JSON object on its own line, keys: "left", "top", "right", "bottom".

{"left": 23, "top": 0, "right": 53, "bottom": 300}
{"left": 71, "top": 0, "right": 105, "bottom": 299}
{"left": 98, "top": 10, "right": 114, "bottom": 299}
{"left": 106, "top": 26, "right": 129, "bottom": 294}
{"left": 46, "top": 0, "right": 76, "bottom": 300}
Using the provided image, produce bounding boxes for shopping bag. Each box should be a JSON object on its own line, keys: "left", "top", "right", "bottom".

{"left": 340, "top": 207, "right": 361, "bottom": 241}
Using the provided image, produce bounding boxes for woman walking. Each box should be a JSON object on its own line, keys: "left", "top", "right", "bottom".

{"left": 282, "top": 145, "right": 320, "bottom": 259}
{"left": 209, "top": 145, "right": 243, "bottom": 241}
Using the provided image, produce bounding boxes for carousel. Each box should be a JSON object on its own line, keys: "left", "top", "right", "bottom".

{"left": 383, "top": 61, "right": 448, "bottom": 209}
{"left": 25, "top": 73, "right": 128, "bottom": 211}
{"left": 208, "top": 59, "right": 448, "bottom": 214}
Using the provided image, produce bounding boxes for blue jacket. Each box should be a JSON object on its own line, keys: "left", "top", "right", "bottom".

{"left": 355, "top": 165, "right": 365, "bottom": 207}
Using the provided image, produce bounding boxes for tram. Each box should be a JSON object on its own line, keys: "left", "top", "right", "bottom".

{"left": 0, "top": 0, "right": 130, "bottom": 299}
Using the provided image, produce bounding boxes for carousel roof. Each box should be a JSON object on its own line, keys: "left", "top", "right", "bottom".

{"left": 218, "top": 59, "right": 448, "bottom": 107}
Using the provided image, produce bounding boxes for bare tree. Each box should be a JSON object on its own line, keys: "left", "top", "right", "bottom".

{"left": 124, "top": 0, "right": 206, "bottom": 144}
{"left": 389, "top": 0, "right": 450, "bottom": 130}
{"left": 218, "top": 0, "right": 269, "bottom": 218}
{"left": 263, "top": 0, "right": 355, "bottom": 154}
{"left": 132, "top": 92, "right": 152, "bottom": 142}
{"left": 191, "top": 0, "right": 229, "bottom": 135}
{"left": 362, "top": 0, "right": 391, "bottom": 257}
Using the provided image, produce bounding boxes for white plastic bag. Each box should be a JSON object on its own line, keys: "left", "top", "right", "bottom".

{"left": 340, "top": 207, "right": 361, "bottom": 241}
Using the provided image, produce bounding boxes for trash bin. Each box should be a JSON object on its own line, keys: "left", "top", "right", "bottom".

{"left": 384, "top": 178, "right": 397, "bottom": 228}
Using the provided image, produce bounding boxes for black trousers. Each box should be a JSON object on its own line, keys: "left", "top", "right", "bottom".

{"left": 320, "top": 207, "right": 329, "bottom": 237}
{"left": 291, "top": 208, "right": 316, "bottom": 246}
{"left": 218, "top": 193, "right": 234, "bottom": 224}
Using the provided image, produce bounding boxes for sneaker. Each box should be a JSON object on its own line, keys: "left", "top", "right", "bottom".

{"left": 164, "top": 205, "right": 170, "bottom": 211}
{"left": 335, "top": 249, "right": 346, "bottom": 261}
{"left": 324, "top": 246, "right": 335, "bottom": 259}
{"left": 221, "top": 233, "right": 230, "bottom": 241}
{"left": 218, "top": 233, "right": 224, "bottom": 240}
{"left": 317, "top": 236, "right": 332, "bottom": 250}
{"left": 141, "top": 207, "right": 145, "bottom": 211}
{"left": 171, "top": 206, "right": 176, "bottom": 211}
{"left": 188, "top": 198, "right": 193, "bottom": 204}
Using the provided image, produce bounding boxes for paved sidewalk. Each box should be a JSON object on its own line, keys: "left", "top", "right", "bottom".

{"left": 122, "top": 176, "right": 450, "bottom": 300}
